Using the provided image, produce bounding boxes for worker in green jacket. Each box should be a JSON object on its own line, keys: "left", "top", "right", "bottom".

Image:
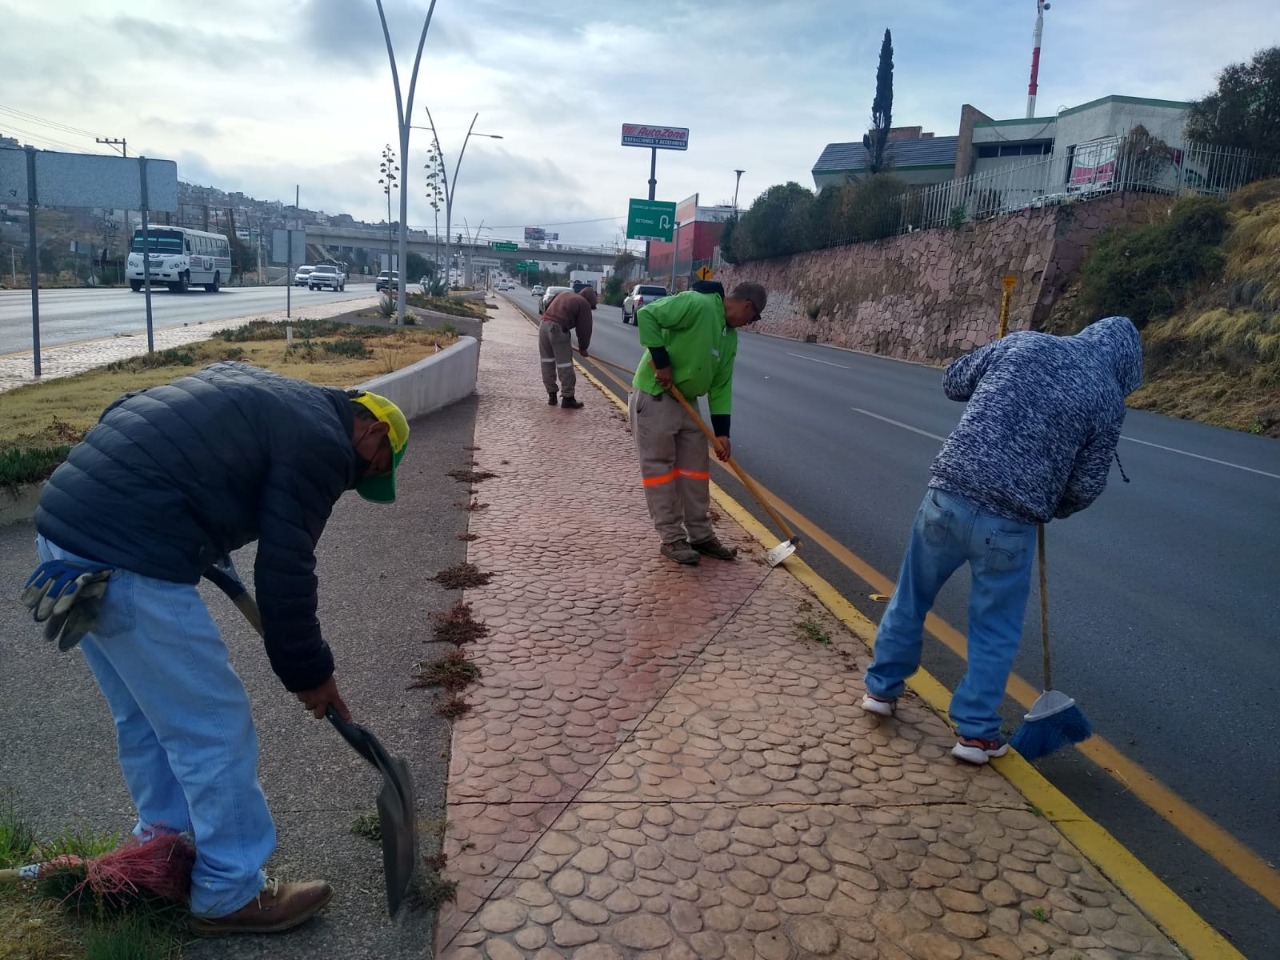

{"left": 630, "top": 281, "right": 768, "bottom": 565}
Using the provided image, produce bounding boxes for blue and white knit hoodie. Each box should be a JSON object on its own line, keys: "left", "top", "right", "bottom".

{"left": 930, "top": 316, "right": 1143, "bottom": 524}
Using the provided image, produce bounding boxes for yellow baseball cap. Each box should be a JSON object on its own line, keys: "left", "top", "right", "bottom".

{"left": 350, "top": 391, "right": 409, "bottom": 503}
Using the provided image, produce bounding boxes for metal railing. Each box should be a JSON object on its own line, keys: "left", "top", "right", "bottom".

{"left": 899, "top": 137, "right": 1280, "bottom": 233}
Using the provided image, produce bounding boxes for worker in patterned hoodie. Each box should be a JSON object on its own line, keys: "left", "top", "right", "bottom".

{"left": 630, "top": 281, "right": 767, "bottom": 565}
{"left": 860, "top": 316, "right": 1143, "bottom": 765}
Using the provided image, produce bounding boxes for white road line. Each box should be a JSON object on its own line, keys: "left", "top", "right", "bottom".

{"left": 854, "top": 407, "right": 1280, "bottom": 481}
{"left": 852, "top": 408, "right": 947, "bottom": 442}
{"left": 786, "top": 351, "right": 851, "bottom": 369}
{"left": 1120, "top": 436, "right": 1280, "bottom": 480}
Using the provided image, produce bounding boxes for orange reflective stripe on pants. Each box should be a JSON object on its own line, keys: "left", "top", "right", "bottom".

{"left": 642, "top": 470, "right": 678, "bottom": 487}
{"left": 677, "top": 469, "right": 710, "bottom": 480}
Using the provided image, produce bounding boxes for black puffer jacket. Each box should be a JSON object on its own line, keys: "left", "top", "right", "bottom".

{"left": 36, "top": 362, "right": 358, "bottom": 692}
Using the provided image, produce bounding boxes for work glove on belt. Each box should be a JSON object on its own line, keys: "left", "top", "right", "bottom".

{"left": 21, "top": 559, "right": 114, "bottom": 651}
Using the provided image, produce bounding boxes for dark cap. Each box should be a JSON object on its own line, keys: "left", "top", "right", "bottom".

{"left": 730, "top": 281, "right": 767, "bottom": 321}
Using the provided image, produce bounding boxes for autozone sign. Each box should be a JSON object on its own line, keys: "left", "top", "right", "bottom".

{"left": 621, "top": 124, "right": 690, "bottom": 151}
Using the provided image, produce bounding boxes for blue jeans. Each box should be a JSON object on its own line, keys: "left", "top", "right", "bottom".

{"left": 36, "top": 536, "right": 273, "bottom": 917}
{"left": 864, "top": 489, "right": 1036, "bottom": 741}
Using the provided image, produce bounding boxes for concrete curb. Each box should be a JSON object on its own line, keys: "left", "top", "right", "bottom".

{"left": 0, "top": 336, "right": 481, "bottom": 528}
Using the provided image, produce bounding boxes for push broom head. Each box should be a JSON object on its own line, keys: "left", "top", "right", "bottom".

{"left": 1009, "top": 689, "right": 1093, "bottom": 761}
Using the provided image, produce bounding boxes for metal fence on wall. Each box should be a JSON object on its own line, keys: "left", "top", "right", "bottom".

{"left": 899, "top": 137, "right": 1280, "bottom": 234}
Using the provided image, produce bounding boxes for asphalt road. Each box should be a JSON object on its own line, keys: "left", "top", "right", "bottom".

{"left": 0, "top": 284, "right": 375, "bottom": 355}
{"left": 512, "top": 288, "right": 1280, "bottom": 957}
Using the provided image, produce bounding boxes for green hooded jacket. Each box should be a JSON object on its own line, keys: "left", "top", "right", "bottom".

{"left": 632, "top": 290, "right": 739, "bottom": 416}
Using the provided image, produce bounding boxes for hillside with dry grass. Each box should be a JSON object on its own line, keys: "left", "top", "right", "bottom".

{"left": 1054, "top": 179, "right": 1280, "bottom": 437}
{"left": 1129, "top": 179, "right": 1280, "bottom": 435}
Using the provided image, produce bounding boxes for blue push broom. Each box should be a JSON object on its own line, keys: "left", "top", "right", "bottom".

{"left": 1010, "top": 523, "right": 1093, "bottom": 760}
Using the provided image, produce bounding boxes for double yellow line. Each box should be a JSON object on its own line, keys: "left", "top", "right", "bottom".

{"left": 571, "top": 346, "right": 1272, "bottom": 960}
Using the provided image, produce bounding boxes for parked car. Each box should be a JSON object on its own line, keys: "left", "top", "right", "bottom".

{"left": 621, "top": 284, "right": 669, "bottom": 324}
{"left": 538, "top": 285, "right": 572, "bottom": 315}
{"left": 531, "top": 284, "right": 545, "bottom": 297}
{"left": 293, "top": 265, "right": 315, "bottom": 286}
{"left": 375, "top": 270, "right": 401, "bottom": 293}
{"left": 308, "top": 264, "right": 346, "bottom": 291}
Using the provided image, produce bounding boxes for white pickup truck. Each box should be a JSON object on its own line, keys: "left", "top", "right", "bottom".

{"left": 308, "top": 263, "right": 347, "bottom": 291}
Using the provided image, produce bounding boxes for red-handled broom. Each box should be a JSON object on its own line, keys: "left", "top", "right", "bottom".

{"left": 1009, "top": 524, "right": 1093, "bottom": 759}
{"left": 0, "top": 828, "right": 195, "bottom": 906}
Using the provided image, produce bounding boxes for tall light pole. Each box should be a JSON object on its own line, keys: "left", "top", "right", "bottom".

{"left": 378, "top": 144, "right": 399, "bottom": 278}
{"left": 414, "top": 109, "right": 503, "bottom": 291}
{"left": 733, "top": 169, "right": 745, "bottom": 211}
{"left": 375, "top": 0, "right": 439, "bottom": 325}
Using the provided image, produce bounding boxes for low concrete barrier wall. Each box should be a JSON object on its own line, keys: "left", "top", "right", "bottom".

{"left": 357, "top": 335, "right": 478, "bottom": 418}
{"left": 0, "top": 336, "right": 480, "bottom": 526}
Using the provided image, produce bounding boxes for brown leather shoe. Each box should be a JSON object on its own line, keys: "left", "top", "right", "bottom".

{"left": 189, "top": 878, "right": 333, "bottom": 937}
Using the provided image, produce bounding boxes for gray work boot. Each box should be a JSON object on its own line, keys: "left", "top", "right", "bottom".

{"left": 660, "top": 539, "right": 700, "bottom": 565}
{"left": 561, "top": 396, "right": 584, "bottom": 409}
{"left": 691, "top": 536, "right": 738, "bottom": 561}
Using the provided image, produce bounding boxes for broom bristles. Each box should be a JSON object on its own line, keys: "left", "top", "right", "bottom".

{"left": 77, "top": 831, "right": 196, "bottom": 903}
{"left": 1010, "top": 703, "right": 1093, "bottom": 760}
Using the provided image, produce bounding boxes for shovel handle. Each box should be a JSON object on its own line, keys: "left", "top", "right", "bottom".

{"left": 664, "top": 383, "right": 799, "bottom": 546}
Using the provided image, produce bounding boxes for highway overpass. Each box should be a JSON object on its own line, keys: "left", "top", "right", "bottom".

{"left": 306, "top": 224, "right": 615, "bottom": 271}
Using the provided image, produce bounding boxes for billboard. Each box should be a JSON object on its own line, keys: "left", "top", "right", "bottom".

{"left": 675, "top": 193, "right": 699, "bottom": 225}
{"left": 0, "top": 147, "right": 178, "bottom": 210}
{"left": 523, "top": 227, "right": 560, "bottom": 241}
{"left": 621, "top": 124, "right": 690, "bottom": 151}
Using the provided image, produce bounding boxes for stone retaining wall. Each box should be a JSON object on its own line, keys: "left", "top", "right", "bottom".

{"left": 718, "top": 191, "right": 1167, "bottom": 365}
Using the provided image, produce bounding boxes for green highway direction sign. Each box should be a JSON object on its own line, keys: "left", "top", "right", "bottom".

{"left": 627, "top": 198, "right": 677, "bottom": 242}
{"left": 492, "top": 241, "right": 518, "bottom": 251}
{"left": 516, "top": 261, "right": 527, "bottom": 269}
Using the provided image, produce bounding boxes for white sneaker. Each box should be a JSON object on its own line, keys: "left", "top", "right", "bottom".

{"left": 860, "top": 694, "right": 896, "bottom": 717}
{"left": 951, "top": 737, "right": 1009, "bottom": 765}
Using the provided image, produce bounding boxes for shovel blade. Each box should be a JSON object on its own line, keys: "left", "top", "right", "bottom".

{"left": 376, "top": 756, "right": 418, "bottom": 918}
{"left": 765, "top": 540, "right": 796, "bottom": 567}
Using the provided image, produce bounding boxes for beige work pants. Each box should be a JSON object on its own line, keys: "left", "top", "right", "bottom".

{"left": 629, "top": 389, "right": 713, "bottom": 545}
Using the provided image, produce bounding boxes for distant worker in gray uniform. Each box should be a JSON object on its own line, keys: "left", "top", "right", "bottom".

{"left": 861, "top": 316, "right": 1143, "bottom": 765}
{"left": 539, "top": 286, "right": 596, "bottom": 409}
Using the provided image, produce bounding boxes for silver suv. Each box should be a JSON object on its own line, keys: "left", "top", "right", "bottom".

{"left": 622, "top": 284, "right": 669, "bottom": 325}
{"left": 308, "top": 264, "right": 346, "bottom": 291}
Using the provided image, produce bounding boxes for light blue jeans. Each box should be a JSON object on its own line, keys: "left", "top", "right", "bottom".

{"left": 864, "top": 488, "right": 1036, "bottom": 741}
{"left": 37, "top": 535, "right": 273, "bottom": 917}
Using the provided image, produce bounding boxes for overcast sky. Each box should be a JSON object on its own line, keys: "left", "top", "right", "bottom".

{"left": 1, "top": 0, "right": 1276, "bottom": 247}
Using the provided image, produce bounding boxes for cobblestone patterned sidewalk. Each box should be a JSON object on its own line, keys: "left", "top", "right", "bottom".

{"left": 436, "top": 302, "right": 1185, "bottom": 960}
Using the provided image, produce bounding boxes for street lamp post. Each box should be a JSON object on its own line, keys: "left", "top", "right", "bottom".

{"left": 378, "top": 144, "right": 399, "bottom": 279}
{"left": 375, "top": 0, "right": 439, "bottom": 325}
{"left": 414, "top": 109, "right": 502, "bottom": 291}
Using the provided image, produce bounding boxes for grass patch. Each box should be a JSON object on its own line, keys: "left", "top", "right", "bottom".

{"left": 430, "top": 563, "right": 493, "bottom": 590}
{"left": 796, "top": 618, "right": 832, "bottom": 645}
{"left": 404, "top": 294, "right": 487, "bottom": 319}
{"left": 351, "top": 812, "right": 381, "bottom": 842}
{"left": 429, "top": 601, "right": 489, "bottom": 646}
{"left": 418, "top": 874, "right": 458, "bottom": 909}
{"left": 435, "top": 696, "right": 472, "bottom": 720}
{"left": 0, "top": 321, "right": 458, "bottom": 485}
{"left": 410, "top": 650, "right": 482, "bottom": 692}
{"left": 446, "top": 468, "right": 498, "bottom": 484}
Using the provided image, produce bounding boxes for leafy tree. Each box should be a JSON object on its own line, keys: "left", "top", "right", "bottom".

{"left": 406, "top": 251, "right": 435, "bottom": 281}
{"left": 1186, "top": 46, "right": 1280, "bottom": 156}
{"left": 732, "top": 182, "right": 816, "bottom": 260}
{"left": 864, "top": 29, "right": 894, "bottom": 174}
{"left": 840, "top": 173, "right": 908, "bottom": 242}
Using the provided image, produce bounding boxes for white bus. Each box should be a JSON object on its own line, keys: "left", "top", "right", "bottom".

{"left": 127, "top": 225, "right": 233, "bottom": 293}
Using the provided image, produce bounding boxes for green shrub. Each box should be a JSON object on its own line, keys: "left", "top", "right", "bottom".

{"left": 1073, "top": 196, "right": 1230, "bottom": 329}
{"left": 321, "top": 337, "right": 370, "bottom": 358}
{"left": 0, "top": 445, "right": 73, "bottom": 488}
{"left": 103, "top": 348, "right": 195, "bottom": 373}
